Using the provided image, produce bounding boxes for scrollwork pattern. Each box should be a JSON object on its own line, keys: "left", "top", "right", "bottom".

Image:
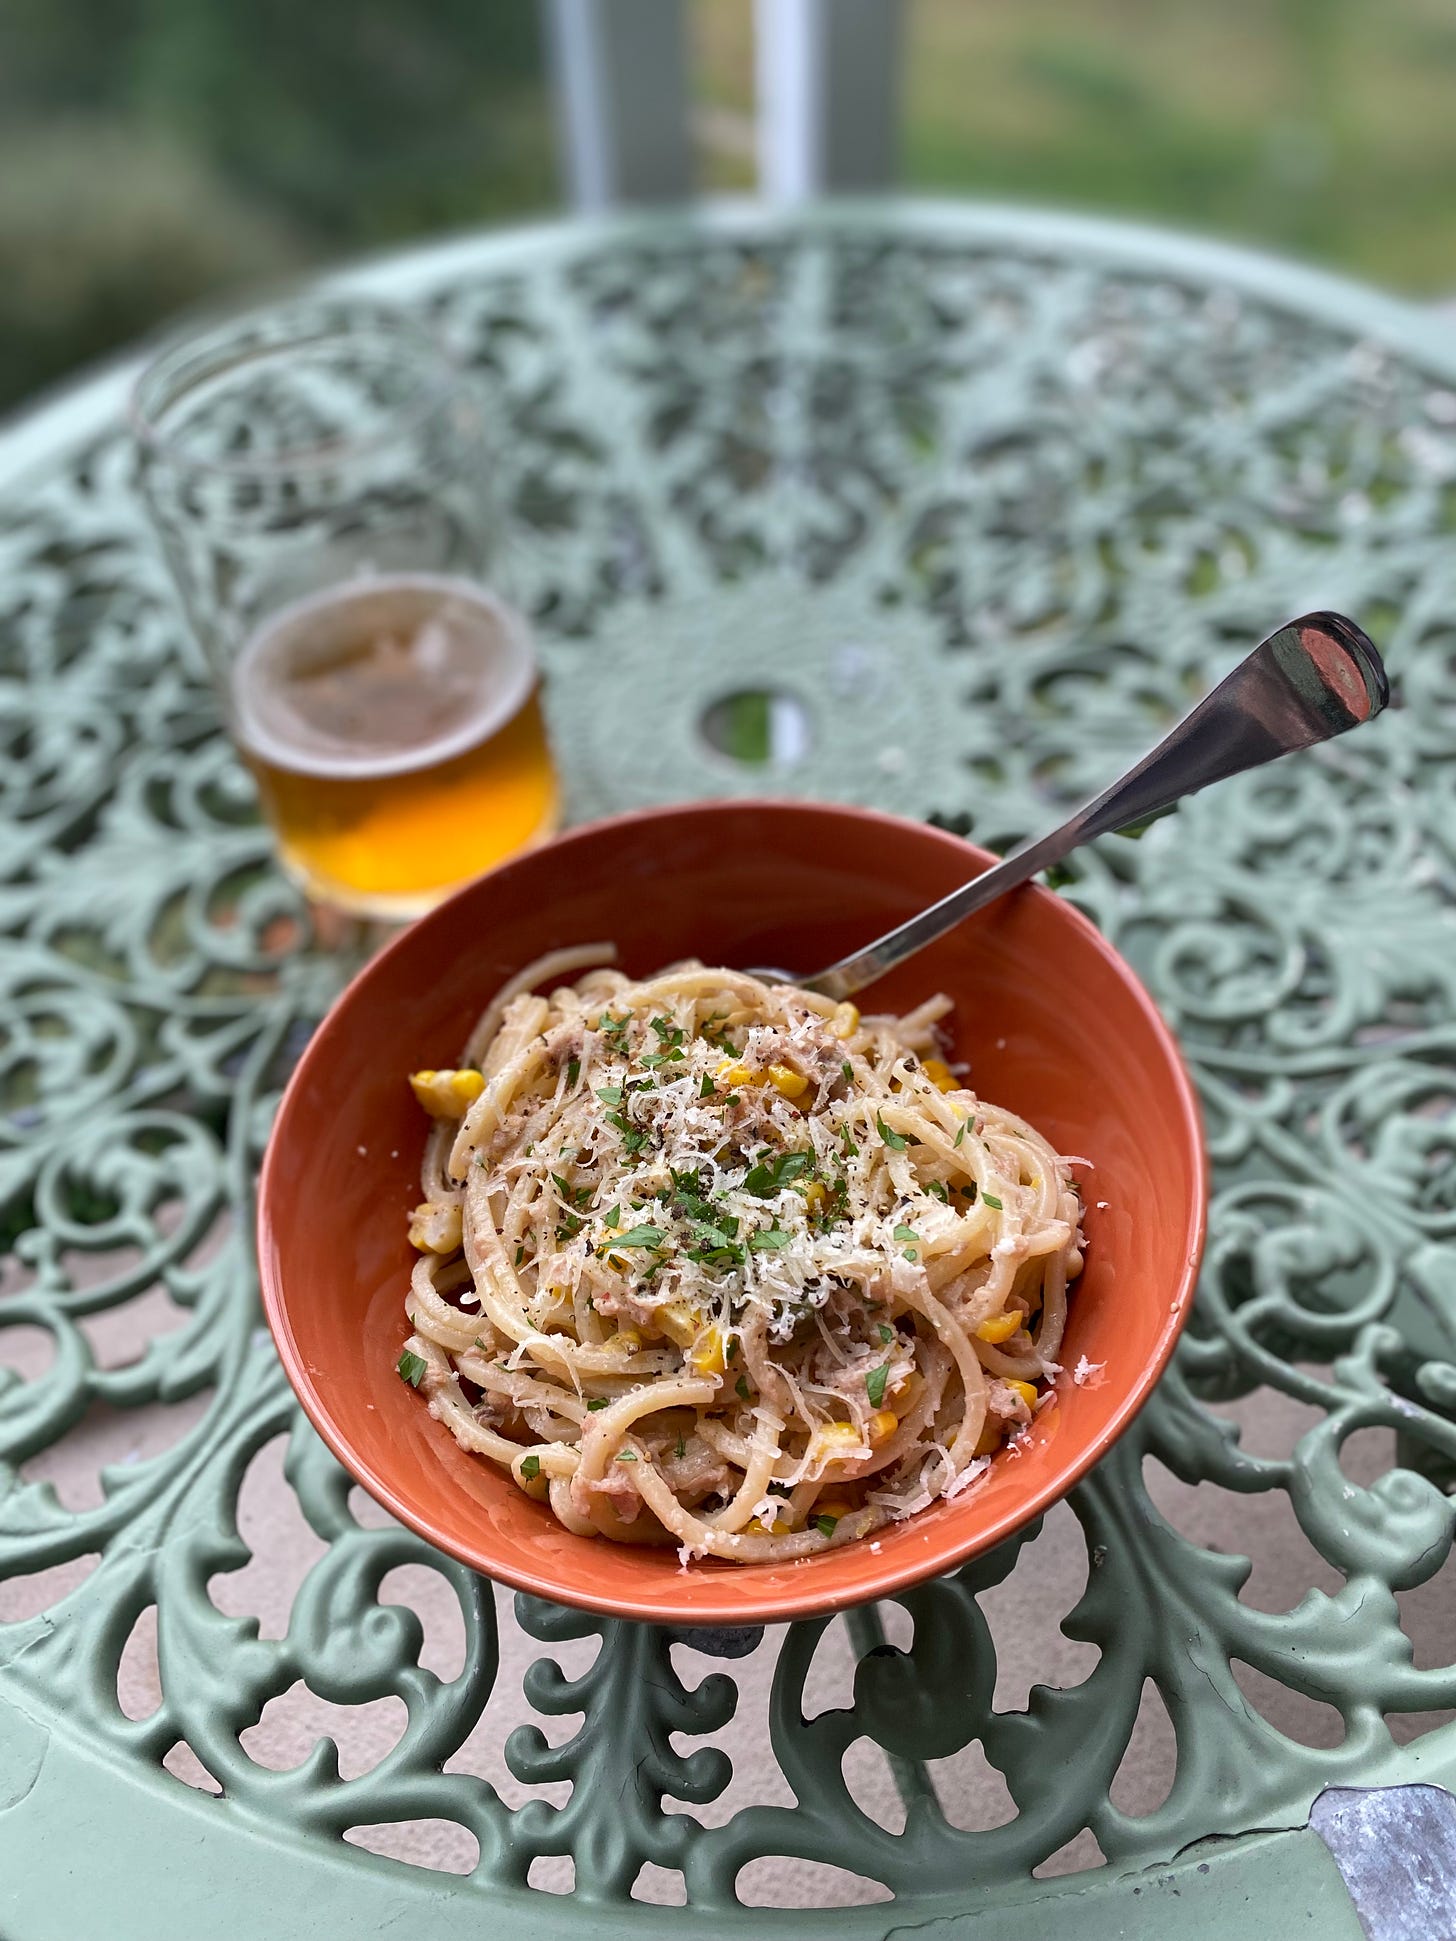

{"left": 2, "top": 211, "right": 1456, "bottom": 1922}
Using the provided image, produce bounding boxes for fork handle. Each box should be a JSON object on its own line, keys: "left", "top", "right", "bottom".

{"left": 803, "top": 612, "right": 1387, "bottom": 1002}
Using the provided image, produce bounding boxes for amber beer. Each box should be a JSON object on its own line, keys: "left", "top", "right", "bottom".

{"left": 232, "top": 574, "right": 558, "bottom": 918}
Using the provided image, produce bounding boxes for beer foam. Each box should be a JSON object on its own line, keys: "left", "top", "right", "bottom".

{"left": 232, "top": 573, "right": 536, "bottom": 779}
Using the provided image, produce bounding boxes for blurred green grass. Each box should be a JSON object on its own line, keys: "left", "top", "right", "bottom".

{"left": 2, "top": 0, "right": 1455, "bottom": 416}
{"left": 701, "top": 0, "right": 1456, "bottom": 290}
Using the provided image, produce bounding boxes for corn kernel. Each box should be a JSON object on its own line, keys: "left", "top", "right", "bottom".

{"left": 717, "top": 1061, "right": 759, "bottom": 1088}
{"left": 409, "top": 1068, "right": 485, "bottom": 1117}
{"left": 802, "top": 1180, "right": 827, "bottom": 1215}
{"left": 811, "top": 1421, "right": 866, "bottom": 1463}
{"left": 867, "top": 1409, "right": 898, "bottom": 1445}
{"left": 974, "top": 1415, "right": 1005, "bottom": 1458}
{"left": 976, "top": 1310, "right": 1022, "bottom": 1345}
{"left": 923, "top": 1058, "right": 959, "bottom": 1093}
{"left": 767, "top": 1064, "right": 809, "bottom": 1099}
{"left": 612, "top": 1326, "right": 643, "bottom": 1355}
{"left": 745, "top": 1515, "right": 790, "bottom": 1537}
{"left": 829, "top": 1002, "right": 860, "bottom": 1040}
{"left": 1006, "top": 1379, "right": 1039, "bottom": 1412}
{"left": 655, "top": 1298, "right": 705, "bottom": 1348}
{"left": 407, "top": 1201, "right": 463, "bottom": 1253}
{"left": 816, "top": 1497, "right": 855, "bottom": 1520}
{"left": 688, "top": 1326, "right": 728, "bottom": 1376}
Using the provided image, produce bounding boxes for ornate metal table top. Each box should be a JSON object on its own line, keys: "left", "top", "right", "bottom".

{"left": 3, "top": 200, "right": 1456, "bottom": 1940}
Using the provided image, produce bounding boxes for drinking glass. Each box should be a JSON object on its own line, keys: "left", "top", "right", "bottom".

{"left": 132, "top": 297, "right": 559, "bottom": 920}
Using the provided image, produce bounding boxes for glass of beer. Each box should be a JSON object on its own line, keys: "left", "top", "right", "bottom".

{"left": 131, "top": 298, "right": 559, "bottom": 921}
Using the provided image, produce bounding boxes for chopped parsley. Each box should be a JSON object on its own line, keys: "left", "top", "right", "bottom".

{"left": 615, "top": 1448, "right": 638, "bottom": 1463}
{"left": 675, "top": 1434, "right": 687, "bottom": 1460}
{"left": 743, "top": 1150, "right": 813, "bottom": 1196}
{"left": 866, "top": 1363, "right": 890, "bottom": 1408}
{"left": 596, "top": 1085, "right": 623, "bottom": 1105}
{"left": 736, "top": 1374, "right": 751, "bottom": 1401}
{"left": 876, "top": 1114, "right": 907, "bottom": 1150}
{"left": 893, "top": 1224, "right": 919, "bottom": 1243}
{"left": 687, "top": 1238, "right": 745, "bottom": 1269}
{"left": 565, "top": 1056, "right": 580, "bottom": 1089}
{"left": 514, "top": 1244, "right": 525, "bottom": 1266}
{"left": 520, "top": 1453, "right": 541, "bottom": 1480}
{"left": 815, "top": 1513, "right": 839, "bottom": 1538}
{"left": 597, "top": 1011, "right": 632, "bottom": 1053}
{"left": 839, "top": 1125, "right": 859, "bottom": 1158}
{"left": 927, "top": 1179, "right": 949, "bottom": 1202}
{"left": 982, "top": 1192, "right": 1003, "bottom": 1210}
{"left": 954, "top": 1120, "right": 967, "bottom": 1148}
{"left": 841, "top": 1060, "right": 854, "bottom": 1085}
{"left": 699, "top": 1074, "right": 716, "bottom": 1098}
{"left": 396, "top": 1349, "right": 427, "bottom": 1388}
{"left": 605, "top": 1109, "right": 648, "bottom": 1154}
{"left": 750, "top": 1227, "right": 792, "bottom": 1251}
{"left": 613, "top": 1224, "right": 667, "bottom": 1248}
{"left": 878, "top": 1323, "right": 894, "bottom": 1344}
{"left": 1044, "top": 861, "right": 1077, "bottom": 891}
{"left": 587, "top": 1397, "right": 608, "bottom": 1411}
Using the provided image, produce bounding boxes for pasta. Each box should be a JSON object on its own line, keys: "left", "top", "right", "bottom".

{"left": 396, "top": 950, "right": 1084, "bottom": 1563}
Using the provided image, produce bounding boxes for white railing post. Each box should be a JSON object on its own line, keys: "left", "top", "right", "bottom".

{"left": 754, "top": 0, "right": 903, "bottom": 202}
{"left": 546, "top": 0, "right": 694, "bottom": 209}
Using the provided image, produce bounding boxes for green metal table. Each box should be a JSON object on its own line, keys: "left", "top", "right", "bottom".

{"left": 3, "top": 200, "right": 1456, "bottom": 1940}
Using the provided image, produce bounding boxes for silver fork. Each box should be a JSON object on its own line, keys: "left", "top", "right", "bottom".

{"left": 751, "top": 611, "right": 1388, "bottom": 1000}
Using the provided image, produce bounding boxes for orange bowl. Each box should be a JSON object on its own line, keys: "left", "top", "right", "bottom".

{"left": 258, "top": 800, "right": 1205, "bottom": 1625}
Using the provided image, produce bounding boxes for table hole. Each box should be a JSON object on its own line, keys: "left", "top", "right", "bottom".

{"left": 527, "top": 1854, "right": 576, "bottom": 1894}
{"left": 978, "top": 1499, "right": 1097, "bottom": 1711}
{"left": 162, "top": 1739, "right": 222, "bottom": 1796}
{"left": 0, "top": 1552, "right": 100, "bottom": 1624}
{"left": 1396, "top": 1545, "right": 1456, "bottom": 1673}
{"left": 1108, "top": 1679, "right": 1177, "bottom": 1818}
{"left": 1032, "top": 1826, "right": 1107, "bottom": 1879}
{"left": 1338, "top": 1424, "right": 1397, "bottom": 1488}
{"left": 207, "top": 1431, "right": 329, "bottom": 1639}
{"left": 1194, "top": 1387, "right": 1328, "bottom": 1464}
{"left": 842, "top": 1737, "right": 907, "bottom": 1836}
{"left": 631, "top": 1863, "right": 687, "bottom": 1905}
{"left": 1387, "top": 1706, "right": 1456, "bottom": 1746}
{"left": 925, "top": 1741, "right": 1017, "bottom": 1833}
{"left": 345, "top": 1820, "right": 478, "bottom": 1875}
{"left": 799, "top": 1617, "right": 857, "bottom": 1722}
{"left": 117, "top": 1604, "right": 162, "bottom": 1722}
{"left": 0, "top": 1320, "right": 54, "bottom": 1384}
{"left": 77, "top": 1280, "right": 191, "bottom": 1373}
{"left": 735, "top": 1856, "right": 891, "bottom": 1908}
{"left": 379, "top": 1562, "right": 468, "bottom": 1683}
{"left": 22, "top": 1389, "right": 214, "bottom": 1513}
{"left": 241, "top": 1683, "right": 408, "bottom": 1782}
{"left": 1232, "top": 1659, "right": 1346, "bottom": 1748}
{"left": 699, "top": 689, "right": 811, "bottom": 768}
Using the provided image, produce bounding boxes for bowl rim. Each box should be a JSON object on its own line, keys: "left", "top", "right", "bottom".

{"left": 257, "top": 797, "right": 1208, "bottom": 1625}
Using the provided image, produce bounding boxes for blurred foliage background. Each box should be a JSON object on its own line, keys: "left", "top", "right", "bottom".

{"left": 3, "top": 0, "right": 1456, "bottom": 414}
